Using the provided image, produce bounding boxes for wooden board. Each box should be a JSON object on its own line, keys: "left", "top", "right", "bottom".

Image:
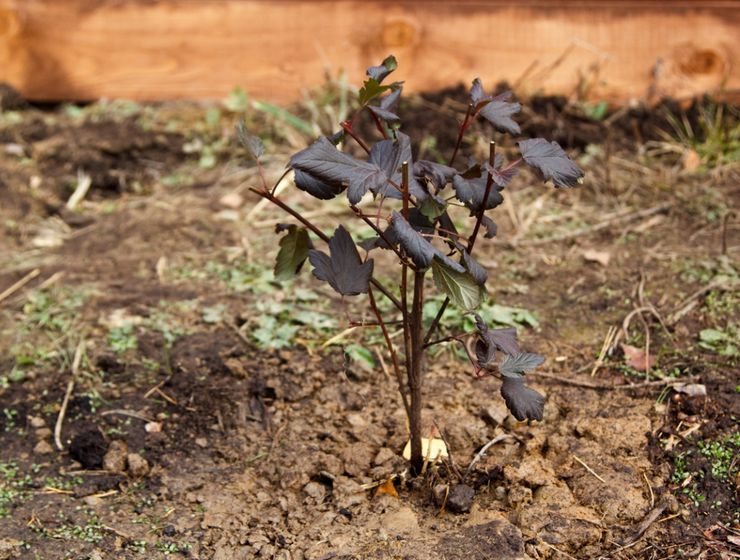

{"left": 0, "top": 0, "right": 738, "bottom": 103}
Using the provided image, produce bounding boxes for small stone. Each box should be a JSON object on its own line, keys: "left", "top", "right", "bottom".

{"left": 219, "top": 192, "right": 244, "bottom": 209}
{"left": 373, "top": 447, "right": 395, "bottom": 466}
{"left": 103, "top": 440, "right": 128, "bottom": 473}
{"left": 432, "top": 484, "right": 449, "bottom": 507}
{"left": 29, "top": 416, "right": 46, "bottom": 429}
{"left": 346, "top": 413, "right": 366, "bottom": 428}
{"left": 33, "top": 440, "right": 54, "bottom": 455}
{"left": 145, "top": 421, "right": 162, "bottom": 433}
{"left": 35, "top": 427, "right": 52, "bottom": 439}
{"left": 303, "top": 482, "right": 326, "bottom": 501}
{"left": 482, "top": 404, "right": 509, "bottom": 426}
{"left": 127, "top": 453, "right": 150, "bottom": 477}
{"left": 195, "top": 437, "right": 208, "bottom": 448}
{"left": 446, "top": 484, "right": 475, "bottom": 514}
{"left": 83, "top": 495, "right": 102, "bottom": 507}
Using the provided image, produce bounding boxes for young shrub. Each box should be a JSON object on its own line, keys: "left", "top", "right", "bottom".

{"left": 240, "top": 56, "right": 584, "bottom": 473}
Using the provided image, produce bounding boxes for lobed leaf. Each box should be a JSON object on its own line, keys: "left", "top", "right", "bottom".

{"left": 499, "top": 352, "right": 545, "bottom": 378}
{"left": 236, "top": 120, "right": 265, "bottom": 160}
{"left": 500, "top": 377, "right": 545, "bottom": 421}
{"left": 367, "top": 132, "right": 427, "bottom": 200}
{"left": 414, "top": 160, "right": 457, "bottom": 191}
{"left": 274, "top": 225, "right": 312, "bottom": 280}
{"left": 452, "top": 172, "right": 504, "bottom": 213}
{"left": 289, "top": 136, "right": 387, "bottom": 204}
{"left": 431, "top": 257, "right": 484, "bottom": 311}
{"left": 478, "top": 93, "right": 521, "bottom": 136}
{"left": 366, "top": 55, "right": 398, "bottom": 83}
{"left": 390, "top": 211, "right": 464, "bottom": 271}
{"left": 294, "top": 170, "right": 344, "bottom": 200}
{"left": 518, "top": 138, "right": 584, "bottom": 188}
{"left": 474, "top": 315, "right": 519, "bottom": 370}
{"left": 481, "top": 216, "right": 497, "bottom": 238}
{"left": 368, "top": 87, "right": 402, "bottom": 124}
{"left": 308, "top": 226, "right": 374, "bottom": 296}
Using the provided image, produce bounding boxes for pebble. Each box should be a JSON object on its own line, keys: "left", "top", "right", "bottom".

{"left": 103, "top": 440, "right": 128, "bottom": 473}
{"left": 303, "top": 482, "right": 326, "bottom": 501}
{"left": 219, "top": 192, "right": 244, "bottom": 209}
{"left": 127, "top": 453, "right": 150, "bottom": 477}
{"left": 195, "top": 437, "right": 208, "bottom": 448}
{"left": 29, "top": 416, "right": 46, "bottom": 429}
{"left": 35, "top": 427, "right": 52, "bottom": 439}
{"left": 446, "top": 484, "right": 475, "bottom": 514}
{"left": 373, "top": 447, "right": 395, "bottom": 466}
{"left": 33, "top": 440, "right": 54, "bottom": 455}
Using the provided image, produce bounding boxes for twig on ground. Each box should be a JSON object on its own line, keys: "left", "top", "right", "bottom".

{"left": 100, "top": 409, "right": 155, "bottom": 422}
{"left": 54, "top": 339, "right": 85, "bottom": 451}
{"left": 0, "top": 268, "right": 41, "bottom": 304}
{"left": 590, "top": 325, "right": 618, "bottom": 377}
{"left": 573, "top": 454, "right": 606, "bottom": 483}
{"left": 464, "top": 434, "right": 515, "bottom": 481}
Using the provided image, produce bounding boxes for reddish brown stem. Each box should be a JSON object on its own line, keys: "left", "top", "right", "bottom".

{"left": 368, "top": 287, "right": 410, "bottom": 416}
{"left": 341, "top": 120, "right": 371, "bottom": 154}
{"left": 408, "top": 269, "right": 426, "bottom": 473}
{"left": 448, "top": 103, "right": 474, "bottom": 166}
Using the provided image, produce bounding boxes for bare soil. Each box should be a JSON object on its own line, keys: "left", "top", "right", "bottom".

{"left": 0, "top": 91, "right": 738, "bottom": 560}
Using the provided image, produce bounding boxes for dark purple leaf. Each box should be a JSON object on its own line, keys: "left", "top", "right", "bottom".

{"left": 474, "top": 316, "right": 519, "bottom": 370}
{"left": 477, "top": 91, "right": 521, "bottom": 135}
{"left": 368, "top": 132, "right": 427, "bottom": 201}
{"left": 500, "top": 352, "right": 545, "bottom": 377}
{"left": 452, "top": 172, "right": 504, "bottom": 213}
{"left": 369, "top": 87, "right": 402, "bottom": 123}
{"left": 236, "top": 120, "right": 264, "bottom": 160}
{"left": 366, "top": 55, "right": 398, "bottom": 83}
{"left": 500, "top": 377, "right": 545, "bottom": 421}
{"left": 485, "top": 155, "right": 520, "bottom": 188}
{"left": 470, "top": 78, "right": 487, "bottom": 106}
{"left": 390, "top": 211, "right": 464, "bottom": 272}
{"left": 437, "top": 211, "right": 459, "bottom": 243}
{"left": 294, "top": 170, "right": 344, "bottom": 200}
{"left": 289, "top": 136, "right": 387, "bottom": 204}
{"left": 308, "top": 226, "right": 374, "bottom": 296}
{"left": 371, "top": 209, "right": 434, "bottom": 251}
{"left": 414, "top": 160, "right": 457, "bottom": 190}
{"left": 462, "top": 250, "right": 487, "bottom": 286}
{"left": 481, "top": 216, "right": 497, "bottom": 238}
{"left": 518, "top": 138, "right": 584, "bottom": 188}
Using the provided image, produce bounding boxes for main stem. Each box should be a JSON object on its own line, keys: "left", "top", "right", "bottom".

{"left": 408, "top": 269, "right": 425, "bottom": 474}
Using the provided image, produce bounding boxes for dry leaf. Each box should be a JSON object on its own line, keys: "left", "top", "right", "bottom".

{"left": 621, "top": 343, "right": 655, "bottom": 371}
{"left": 402, "top": 437, "right": 449, "bottom": 462}
{"left": 582, "top": 249, "right": 611, "bottom": 266}
{"left": 374, "top": 478, "right": 399, "bottom": 498}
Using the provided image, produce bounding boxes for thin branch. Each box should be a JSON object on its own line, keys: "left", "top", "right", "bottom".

{"left": 250, "top": 186, "right": 403, "bottom": 311}
{"left": 368, "top": 287, "right": 409, "bottom": 416}
{"left": 341, "top": 120, "right": 371, "bottom": 154}
{"left": 351, "top": 205, "right": 415, "bottom": 268}
{"left": 367, "top": 107, "right": 389, "bottom": 139}
{"left": 449, "top": 103, "right": 474, "bottom": 166}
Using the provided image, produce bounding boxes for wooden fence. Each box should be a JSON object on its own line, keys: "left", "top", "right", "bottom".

{"left": 0, "top": 1, "right": 737, "bottom": 102}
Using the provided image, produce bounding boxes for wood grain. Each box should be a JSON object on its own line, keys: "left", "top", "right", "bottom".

{"left": 0, "top": 0, "right": 737, "bottom": 102}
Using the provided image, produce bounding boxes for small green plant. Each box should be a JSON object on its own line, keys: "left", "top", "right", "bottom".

{"left": 240, "top": 56, "right": 583, "bottom": 471}
{"left": 107, "top": 325, "right": 138, "bottom": 354}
